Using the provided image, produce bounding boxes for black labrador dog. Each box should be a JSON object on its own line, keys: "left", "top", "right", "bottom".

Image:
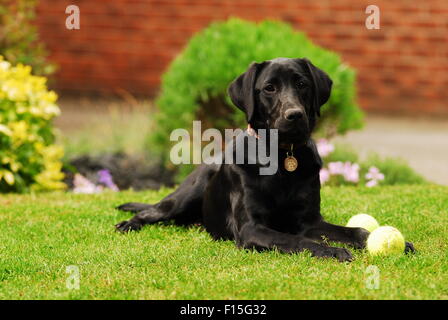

{"left": 115, "top": 58, "right": 414, "bottom": 261}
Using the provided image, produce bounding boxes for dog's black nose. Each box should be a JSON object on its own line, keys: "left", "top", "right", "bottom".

{"left": 284, "top": 109, "right": 304, "bottom": 121}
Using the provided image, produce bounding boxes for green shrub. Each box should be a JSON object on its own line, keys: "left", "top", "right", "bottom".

{"left": 0, "top": 0, "right": 56, "bottom": 76}
{"left": 150, "top": 18, "right": 364, "bottom": 172}
{"left": 0, "top": 56, "right": 65, "bottom": 193}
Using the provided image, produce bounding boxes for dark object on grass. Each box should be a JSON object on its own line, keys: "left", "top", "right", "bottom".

{"left": 64, "top": 153, "right": 174, "bottom": 191}
{"left": 116, "top": 58, "right": 416, "bottom": 262}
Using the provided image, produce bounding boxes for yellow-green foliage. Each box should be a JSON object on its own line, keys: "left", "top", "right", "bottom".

{"left": 0, "top": 56, "right": 65, "bottom": 192}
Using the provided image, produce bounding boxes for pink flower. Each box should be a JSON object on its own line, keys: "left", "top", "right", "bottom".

{"left": 366, "top": 179, "right": 378, "bottom": 188}
{"left": 365, "top": 166, "right": 384, "bottom": 187}
{"left": 342, "top": 162, "right": 360, "bottom": 183}
{"left": 73, "top": 173, "right": 103, "bottom": 194}
{"left": 327, "top": 161, "right": 360, "bottom": 183}
{"left": 328, "top": 161, "right": 345, "bottom": 175}
{"left": 365, "top": 166, "right": 385, "bottom": 181}
{"left": 319, "top": 168, "right": 330, "bottom": 184}
{"left": 316, "top": 139, "right": 335, "bottom": 158}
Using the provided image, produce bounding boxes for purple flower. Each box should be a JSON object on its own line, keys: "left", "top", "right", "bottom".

{"left": 316, "top": 139, "right": 335, "bottom": 158}
{"left": 73, "top": 173, "right": 103, "bottom": 194}
{"left": 98, "top": 169, "right": 119, "bottom": 191}
{"left": 319, "top": 168, "right": 330, "bottom": 185}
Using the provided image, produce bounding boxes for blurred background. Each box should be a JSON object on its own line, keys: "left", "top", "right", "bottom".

{"left": 35, "top": 0, "right": 447, "bottom": 114}
{"left": 1, "top": 0, "right": 447, "bottom": 193}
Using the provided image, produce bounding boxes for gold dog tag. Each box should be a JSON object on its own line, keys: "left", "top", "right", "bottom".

{"left": 284, "top": 155, "right": 298, "bottom": 172}
{"left": 284, "top": 145, "right": 298, "bottom": 172}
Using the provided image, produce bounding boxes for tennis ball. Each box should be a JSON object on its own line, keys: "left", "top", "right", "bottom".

{"left": 367, "top": 226, "right": 405, "bottom": 256}
{"left": 346, "top": 213, "right": 380, "bottom": 232}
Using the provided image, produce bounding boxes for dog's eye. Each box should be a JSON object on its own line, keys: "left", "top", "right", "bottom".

{"left": 297, "top": 81, "right": 307, "bottom": 89}
{"left": 263, "top": 84, "right": 276, "bottom": 93}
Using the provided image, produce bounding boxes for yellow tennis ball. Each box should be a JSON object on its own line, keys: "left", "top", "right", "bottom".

{"left": 346, "top": 213, "right": 380, "bottom": 232}
{"left": 367, "top": 226, "right": 405, "bottom": 256}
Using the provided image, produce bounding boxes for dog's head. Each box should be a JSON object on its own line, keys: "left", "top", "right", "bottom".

{"left": 228, "top": 58, "right": 332, "bottom": 145}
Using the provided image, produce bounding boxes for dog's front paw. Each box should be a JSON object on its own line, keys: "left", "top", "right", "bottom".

{"left": 405, "top": 241, "right": 416, "bottom": 254}
{"left": 314, "top": 247, "right": 353, "bottom": 262}
{"left": 115, "top": 220, "right": 142, "bottom": 232}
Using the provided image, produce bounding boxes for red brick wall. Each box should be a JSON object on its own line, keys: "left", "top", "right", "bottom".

{"left": 35, "top": 0, "right": 448, "bottom": 115}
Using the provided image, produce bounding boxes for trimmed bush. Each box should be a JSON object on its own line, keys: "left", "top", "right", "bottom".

{"left": 149, "top": 18, "right": 364, "bottom": 171}
{"left": 0, "top": 0, "right": 56, "bottom": 76}
{"left": 0, "top": 56, "right": 65, "bottom": 193}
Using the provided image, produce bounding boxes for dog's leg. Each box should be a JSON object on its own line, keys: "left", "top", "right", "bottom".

{"left": 115, "top": 164, "right": 217, "bottom": 232}
{"left": 304, "top": 221, "right": 416, "bottom": 253}
{"left": 238, "top": 224, "right": 353, "bottom": 262}
{"left": 304, "top": 221, "right": 369, "bottom": 249}
{"left": 116, "top": 202, "right": 152, "bottom": 213}
{"left": 115, "top": 187, "right": 201, "bottom": 232}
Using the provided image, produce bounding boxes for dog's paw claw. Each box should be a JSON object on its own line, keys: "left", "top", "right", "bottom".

{"left": 335, "top": 248, "right": 354, "bottom": 262}
{"left": 115, "top": 220, "right": 142, "bottom": 232}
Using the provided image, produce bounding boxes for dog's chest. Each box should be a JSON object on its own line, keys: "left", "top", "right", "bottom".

{"left": 258, "top": 170, "right": 313, "bottom": 202}
{"left": 271, "top": 181, "right": 311, "bottom": 213}
{"left": 256, "top": 174, "right": 317, "bottom": 231}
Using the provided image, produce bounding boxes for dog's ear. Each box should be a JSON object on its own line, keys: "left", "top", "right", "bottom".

{"left": 298, "top": 58, "right": 333, "bottom": 117}
{"left": 228, "top": 62, "right": 265, "bottom": 124}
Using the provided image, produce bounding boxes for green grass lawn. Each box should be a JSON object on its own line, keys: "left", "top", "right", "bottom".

{"left": 0, "top": 185, "right": 447, "bottom": 300}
